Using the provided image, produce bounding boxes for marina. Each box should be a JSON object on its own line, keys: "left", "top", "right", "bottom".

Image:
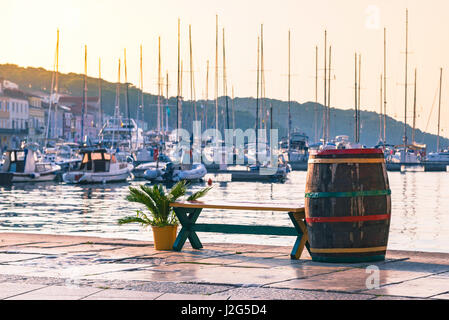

{"left": 1, "top": 0, "right": 449, "bottom": 304}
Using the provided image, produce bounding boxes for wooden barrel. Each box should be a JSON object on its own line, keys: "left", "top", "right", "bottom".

{"left": 305, "top": 148, "right": 391, "bottom": 263}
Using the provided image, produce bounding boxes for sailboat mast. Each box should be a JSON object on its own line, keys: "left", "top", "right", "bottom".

{"left": 99, "top": 58, "right": 102, "bottom": 127}
{"left": 180, "top": 60, "right": 184, "bottom": 129}
{"left": 383, "top": 28, "right": 387, "bottom": 142}
{"left": 112, "top": 58, "right": 120, "bottom": 149}
{"left": 403, "top": 9, "right": 409, "bottom": 147}
{"left": 314, "top": 46, "right": 318, "bottom": 143}
{"left": 81, "top": 45, "right": 87, "bottom": 142}
{"left": 45, "top": 30, "right": 58, "bottom": 146}
{"left": 205, "top": 60, "right": 209, "bottom": 129}
{"left": 437, "top": 68, "right": 443, "bottom": 152}
{"left": 287, "top": 30, "right": 291, "bottom": 152}
{"left": 354, "top": 53, "right": 358, "bottom": 143}
{"left": 323, "top": 30, "right": 327, "bottom": 143}
{"left": 53, "top": 29, "right": 59, "bottom": 139}
{"left": 137, "top": 45, "right": 143, "bottom": 149}
{"left": 176, "top": 18, "right": 181, "bottom": 140}
{"left": 189, "top": 25, "right": 197, "bottom": 123}
{"left": 412, "top": 69, "right": 417, "bottom": 144}
{"left": 260, "top": 24, "right": 265, "bottom": 131}
{"left": 158, "top": 37, "right": 162, "bottom": 132}
{"left": 115, "top": 59, "right": 121, "bottom": 118}
{"left": 166, "top": 71, "right": 169, "bottom": 134}
{"left": 214, "top": 15, "right": 219, "bottom": 134}
{"left": 223, "top": 28, "right": 230, "bottom": 132}
{"left": 232, "top": 86, "right": 235, "bottom": 132}
{"left": 140, "top": 45, "right": 144, "bottom": 132}
{"left": 327, "top": 46, "right": 331, "bottom": 141}
{"left": 256, "top": 36, "right": 260, "bottom": 164}
{"left": 124, "top": 48, "right": 131, "bottom": 144}
{"left": 379, "top": 74, "right": 383, "bottom": 142}
{"left": 358, "top": 54, "right": 361, "bottom": 142}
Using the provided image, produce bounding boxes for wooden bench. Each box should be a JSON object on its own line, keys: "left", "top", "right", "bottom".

{"left": 169, "top": 201, "right": 310, "bottom": 260}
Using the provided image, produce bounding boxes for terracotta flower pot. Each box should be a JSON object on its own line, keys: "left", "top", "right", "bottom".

{"left": 152, "top": 225, "right": 178, "bottom": 250}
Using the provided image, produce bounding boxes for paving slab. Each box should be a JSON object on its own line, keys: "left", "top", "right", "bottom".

{"left": 378, "top": 260, "right": 449, "bottom": 274}
{"left": 0, "top": 253, "right": 44, "bottom": 263}
{"left": 3, "top": 244, "right": 121, "bottom": 255}
{"left": 211, "top": 287, "right": 375, "bottom": 300}
{"left": 156, "top": 293, "right": 227, "bottom": 300}
{"left": 363, "top": 275, "right": 449, "bottom": 298}
{"left": 432, "top": 293, "right": 449, "bottom": 300}
{"left": 0, "top": 264, "right": 50, "bottom": 276}
{"left": 6, "top": 285, "right": 103, "bottom": 300}
{"left": 271, "top": 267, "right": 428, "bottom": 293}
{"left": 0, "top": 282, "right": 48, "bottom": 299}
{"left": 26, "top": 263, "right": 152, "bottom": 279}
{"left": 178, "top": 265, "right": 349, "bottom": 286}
{"left": 81, "top": 267, "right": 204, "bottom": 282}
{"left": 387, "top": 250, "right": 449, "bottom": 266}
{"left": 82, "top": 288, "right": 163, "bottom": 300}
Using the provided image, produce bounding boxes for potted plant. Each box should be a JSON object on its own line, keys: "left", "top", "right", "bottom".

{"left": 118, "top": 181, "right": 212, "bottom": 250}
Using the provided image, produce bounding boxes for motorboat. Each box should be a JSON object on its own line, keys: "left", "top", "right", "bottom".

{"left": 174, "top": 163, "right": 207, "bottom": 182}
{"left": 134, "top": 161, "right": 167, "bottom": 179}
{"left": 62, "top": 148, "right": 133, "bottom": 184}
{"left": 144, "top": 162, "right": 207, "bottom": 183}
{"left": 0, "top": 148, "right": 61, "bottom": 185}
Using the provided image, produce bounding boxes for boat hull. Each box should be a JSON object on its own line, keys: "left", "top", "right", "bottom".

{"left": 11, "top": 172, "right": 58, "bottom": 183}
{"left": 63, "top": 170, "right": 131, "bottom": 184}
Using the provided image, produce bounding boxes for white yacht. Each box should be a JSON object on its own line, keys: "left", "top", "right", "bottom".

{"left": 98, "top": 117, "right": 144, "bottom": 151}
{"left": 62, "top": 148, "right": 133, "bottom": 184}
{"left": 0, "top": 148, "right": 61, "bottom": 184}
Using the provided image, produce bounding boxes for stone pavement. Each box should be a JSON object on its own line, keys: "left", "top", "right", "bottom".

{"left": 0, "top": 232, "right": 448, "bottom": 300}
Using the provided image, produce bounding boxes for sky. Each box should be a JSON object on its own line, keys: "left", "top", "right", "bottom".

{"left": 1, "top": 0, "right": 449, "bottom": 137}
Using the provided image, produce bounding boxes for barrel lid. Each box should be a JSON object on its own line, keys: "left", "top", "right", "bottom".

{"left": 313, "top": 148, "right": 384, "bottom": 156}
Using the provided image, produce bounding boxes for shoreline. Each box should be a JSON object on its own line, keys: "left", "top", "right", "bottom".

{"left": 0, "top": 232, "right": 448, "bottom": 300}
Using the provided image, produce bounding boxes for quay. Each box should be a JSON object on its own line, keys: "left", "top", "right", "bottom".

{"left": 0, "top": 233, "right": 448, "bottom": 300}
{"left": 386, "top": 162, "right": 449, "bottom": 172}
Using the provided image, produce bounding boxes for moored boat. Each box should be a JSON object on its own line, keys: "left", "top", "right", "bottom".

{"left": 144, "top": 162, "right": 207, "bottom": 183}
{"left": 62, "top": 148, "right": 133, "bottom": 184}
{"left": 0, "top": 148, "right": 61, "bottom": 185}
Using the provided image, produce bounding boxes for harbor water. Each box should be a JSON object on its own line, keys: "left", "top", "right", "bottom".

{"left": 0, "top": 171, "right": 448, "bottom": 254}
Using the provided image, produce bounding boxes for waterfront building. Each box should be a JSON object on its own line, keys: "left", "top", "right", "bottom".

{"left": 27, "top": 96, "right": 46, "bottom": 143}
{"left": 58, "top": 96, "right": 101, "bottom": 143}
{"left": 0, "top": 81, "right": 30, "bottom": 150}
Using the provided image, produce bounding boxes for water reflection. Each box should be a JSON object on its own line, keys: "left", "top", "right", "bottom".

{"left": 0, "top": 171, "right": 448, "bottom": 253}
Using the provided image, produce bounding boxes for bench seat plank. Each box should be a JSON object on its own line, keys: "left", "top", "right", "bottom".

{"left": 170, "top": 200, "right": 304, "bottom": 213}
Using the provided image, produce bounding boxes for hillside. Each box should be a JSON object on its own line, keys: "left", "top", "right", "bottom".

{"left": 0, "top": 63, "right": 447, "bottom": 151}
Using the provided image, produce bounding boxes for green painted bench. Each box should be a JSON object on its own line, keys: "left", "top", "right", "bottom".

{"left": 169, "top": 200, "right": 310, "bottom": 260}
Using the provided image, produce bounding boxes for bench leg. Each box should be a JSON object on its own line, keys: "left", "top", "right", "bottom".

{"left": 288, "top": 212, "right": 310, "bottom": 260}
{"left": 173, "top": 207, "right": 203, "bottom": 251}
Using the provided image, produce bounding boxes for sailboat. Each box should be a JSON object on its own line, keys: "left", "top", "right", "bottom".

{"left": 426, "top": 68, "right": 448, "bottom": 163}
{"left": 284, "top": 30, "right": 309, "bottom": 171}
{"left": 232, "top": 26, "right": 289, "bottom": 182}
